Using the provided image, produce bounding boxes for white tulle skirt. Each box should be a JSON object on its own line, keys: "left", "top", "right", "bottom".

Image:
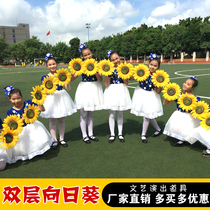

{"left": 40, "top": 89, "right": 77, "bottom": 118}
{"left": 186, "top": 126, "right": 210, "bottom": 148}
{"left": 0, "top": 120, "right": 54, "bottom": 164}
{"left": 74, "top": 81, "right": 104, "bottom": 111}
{"left": 103, "top": 83, "right": 131, "bottom": 111}
{"left": 163, "top": 110, "right": 200, "bottom": 141}
{"left": 130, "top": 86, "right": 163, "bottom": 118}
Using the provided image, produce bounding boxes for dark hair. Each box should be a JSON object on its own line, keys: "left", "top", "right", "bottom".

{"left": 46, "top": 56, "right": 57, "bottom": 65}
{"left": 81, "top": 46, "right": 92, "bottom": 55}
{"left": 149, "top": 57, "right": 161, "bottom": 69}
{"left": 4, "top": 87, "right": 22, "bottom": 99}
{"left": 189, "top": 78, "right": 198, "bottom": 88}
{"left": 108, "top": 51, "right": 119, "bottom": 61}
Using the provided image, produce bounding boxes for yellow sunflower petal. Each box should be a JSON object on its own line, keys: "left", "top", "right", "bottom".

{"left": 200, "top": 112, "right": 210, "bottom": 130}
{"left": 22, "top": 104, "right": 40, "bottom": 124}
{"left": 0, "top": 128, "right": 19, "bottom": 150}
{"left": 117, "top": 61, "right": 134, "bottom": 80}
{"left": 191, "top": 101, "right": 210, "bottom": 120}
{"left": 31, "top": 85, "right": 47, "bottom": 105}
{"left": 177, "top": 92, "right": 197, "bottom": 112}
{"left": 83, "top": 58, "right": 98, "bottom": 76}
{"left": 132, "top": 64, "right": 150, "bottom": 81}
{"left": 42, "top": 75, "right": 57, "bottom": 94}
{"left": 98, "top": 59, "right": 115, "bottom": 76}
{"left": 54, "top": 68, "right": 71, "bottom": 86}
{"left": 162, "top": 83, "right": 181, "bottom": 101}
{"left": 151, "top": 70, "right": 170, "bottom": 87}
{"left": 2, "top": 115, "right": 23, "bottom": 135}
{"left": 68, "top": 58, "right": 85, "bottom": 76}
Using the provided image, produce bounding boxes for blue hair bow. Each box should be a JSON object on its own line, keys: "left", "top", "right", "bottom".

{"left": 79, "top": 44, "right": 87, "bottom": 52}
{"left": 4, "top": 86, "right": 14, "bottom": 96}
{"left": 189, "top": 76, "right": 197, "bottom": 80}
{"left": 45, "top": 53, "right": 53, "bottom": 61}
{"left": 107, "top": 50, "right": 112, "bottom": 58}
{"left": 149, "top": 53, "right": 157, "bottom": 60}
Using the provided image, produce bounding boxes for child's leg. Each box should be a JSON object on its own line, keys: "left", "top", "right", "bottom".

{"left": 0, "top": 160, "right": 6, "bottom": 171}
{"left": 150, "top": 119, "right": 161, "bottom": 136}
{"left": 49, "top": 118, "right": 57, "bottom": 142}
{"left": 117, "top": 111, "right": 123, "bottom": 136}
{"left": 109, "top": 110, "right": 115, "bottom": 136}
{"left": 80, "top": 108, "right": 88, "bottom": 138}
{"left": 141, "top": 117, "right": 150, "bottom": 136}
{"left": 87, "top": 111, "right": 94, "bottom": 137}
{"left": 57, "top": 117, "right": 68, "bottom": 147}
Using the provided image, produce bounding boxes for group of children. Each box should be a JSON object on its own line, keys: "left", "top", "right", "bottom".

{"left": 0, "top": 44, "right": 209, "bottom": 171}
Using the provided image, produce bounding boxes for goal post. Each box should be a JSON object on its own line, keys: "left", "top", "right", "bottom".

{"left": 33, "top": 58, "right": 46, "bottom": 66}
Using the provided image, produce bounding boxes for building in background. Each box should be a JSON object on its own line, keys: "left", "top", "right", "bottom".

{"left": 0, "top": 23, "right": 30, "bottom": 45}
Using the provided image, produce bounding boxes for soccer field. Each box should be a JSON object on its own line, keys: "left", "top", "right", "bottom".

{"left": 0, "top": 63, "right": 210, "bottom": 178}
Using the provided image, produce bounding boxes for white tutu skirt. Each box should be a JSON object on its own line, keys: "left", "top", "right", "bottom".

{"left": 103, "top": 83, "right": 131, "bottom": 111}
{"left": 40, "top": 89, "right": 77, "bottom": 118}
{"left": 163, "top": 110, "right": 200, "bottom": 141}
{"left": 130, "top": 86, "right": 163, "bottom": 118}
{"left": 186, "top": 126, "right": 210, "bottom": 147}
{"left": 74, "top": 81, "right": 104, "bottom": 111}
{"left": 0, "top": 120, "right": 54, "bottom": 164}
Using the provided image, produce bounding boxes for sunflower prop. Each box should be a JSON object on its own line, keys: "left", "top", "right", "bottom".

{"left": 42, "top": 75, "right": 57, "bottom": 94}
{"left": 132, "top": 64, "right": 150, "bottom": 82}
{"left": 162, "top": 83, "right": 181, "bottom": 101}
{"left": 68, "top": 58, "right": 85, "bottom": 76}
{"left": 54, "top": 68, "right": 71, "bottom": 86}
{"left": 98, "top": 59, "right": 115, "bottom": 76}
{"left": 200, "top": 113, "right": 210, "bottom": 130}
{"left": 0, "top": 128, "right": 19, "bottom": 150}
{"left": 83, "top": 58, "right": 98, "bottom": 76}
{"left": 2, "top": 115, "right": 23, "bottom": 135}
{"left": 31, "top": 85, "right": 47, "bottom": 105}
{"left": 177, "top": 93, "right": 197, "bottom": 112}
{"left": 191, "top": 101, "right": 210, "bottom": 120}
{"left": 117, "top": 61, "right": 134, "bottom": 80}
{"left": 22, "top": 104, "right": 40, "bottom": 124}
{"left": 151, "top": 70, "right": 170, "bottom": 87}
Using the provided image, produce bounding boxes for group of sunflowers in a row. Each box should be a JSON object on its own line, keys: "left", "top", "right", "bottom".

{"left": 1, "top": 58, "right": 210, "bottom": 150}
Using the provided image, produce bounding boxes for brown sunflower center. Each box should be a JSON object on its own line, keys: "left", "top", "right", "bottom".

{"left": 167, "top": 87, "right": 176, "bottom": 96}
{"left": 59, "top": 73, "right": 67, "bottom": 82}
{"left": 121, "top": 66, "right": 129, "bottom": 74}
{"left": 206, "top": 118, "right": 210, "bottom": 126}
{"left": 87, "top": 63, "right": 94, "bottom": 71}
{"left": 9, "top": 120, "right": 18, "bottom": 130}
{"left": 183, "top": 97, "right": 192, "bottom": 106}
{"left": 102, "top": 64, "right": 110, "bottom": 72}
{"left": 26, "top": 109, "right": 35, "bottom": 119}
{"left": 196, "top": 106, "right": 204, "bottom": 114}
{"left": 73, "top": 63, "right": 81, "bottom": 71}
{"left": 137, "top": 69, "right": 145, "bottom": 76}
{"left": 45, "top": 80, "right": 53, "bottom": 89}
{"left": 4, "top": 133, "right": 13, "bottom": 143}
{"left": 35, "top": 91, "right": 42, "bottom": 100}
{"left": 156, "top": 75, "right": 165, "bottom": 83}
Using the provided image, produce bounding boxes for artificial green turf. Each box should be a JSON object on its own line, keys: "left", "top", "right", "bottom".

{"left": 0, "top": 64, "right": 210, "bottom": 178}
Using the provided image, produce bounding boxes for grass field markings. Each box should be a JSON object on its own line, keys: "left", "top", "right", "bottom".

{"left": 197, "top": 95, "right": 210, "bottom": 100}
{"left": 0, "top": 70, "right": 48, "bottom": 75}
{"left": 127, "top": 85, "right": 136, "bottom": 89}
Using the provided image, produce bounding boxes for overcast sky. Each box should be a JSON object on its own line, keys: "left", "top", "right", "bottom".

{"left": 0, "top": 0, "right": 210, "bottom": 45}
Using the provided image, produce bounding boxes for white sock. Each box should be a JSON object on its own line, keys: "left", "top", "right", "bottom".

{"left": 58, "top": 117, "right": 65, "bottom": 141}
{"left": 150, "top": 119, "right": 161, "bottom": 131}
{"left": 80, "top": 108, "right": 87, "bottom": 138}
{"left": 49, "top": 118, "right": 57, "bottom": 141}
{"left": 109, "top": 110, "right": 115, "bottom": 136}
{"left": 142, "top": 117, "right": 150, "bottom": 136}
{"left": 117, "top": 111, "right": 123, "bottom": 136}
{"left": 87, "top": 111, "right": 94, "bottom": 137}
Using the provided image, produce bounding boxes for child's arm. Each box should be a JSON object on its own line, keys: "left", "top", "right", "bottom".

{"left": 65, "top": 83, "right": 71, "bottom": 91}
{"left": 163, "top": 98, "right": 174, "bottom": 105}
{"left": 105, "top": 76, "right": 111, "bottom": 87}
{"left": 129, "top": 76, "right": 134, "bottom": 81}
{"left": 123, "top": 79, "right": 128, "bottom": 86}
{"left": 71, "top": 73, "right": 78, "bottom": 82}
{"left": 156, "top": 87, "right": 162, "bottom": 94}
{"left": 38, "top": 105, "right": 45, "bottom": 112}
{"left": 95, "top": 72, "right": 103, "bottom": 82}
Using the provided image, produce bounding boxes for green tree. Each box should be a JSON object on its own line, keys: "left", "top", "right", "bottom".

{"left": 69, "top": 37, "right": 80, "bottom": 59}
{"left": 0, "top": 37, "right": 9, "bottom": 63}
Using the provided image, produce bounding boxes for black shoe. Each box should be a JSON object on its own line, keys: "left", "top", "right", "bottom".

{"left": 202, "top": 150, "right": 210, "bottom": 157}
{"left": 141, "top": 135, "right": 147, "bottom": 143}
{"left": 51, "top": 141, "right": 58, "bottom": 149}
{"left": 109, "top": 135, "right": 115, "bottom": 143}
{"left": 118, "top": 135, "right": 125, "bottom": 143}
{"left": 174, "top": 141, "right": 185, "bottom": 147}
{"left": 151, "top": 129, "right": 162, "bottom": 137}
{"left": 83, "top": 136, "right": 91, "bottom": 144}
{"left": 89, "top": 135, "right": 99, "bottom": 142}
{"left": 59, "top": 140, "right": 68, "bottom": 147}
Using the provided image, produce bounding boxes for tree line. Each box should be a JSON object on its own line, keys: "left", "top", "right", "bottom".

{"left": 0, "top": 16, "right": 210, "bottom": 65}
